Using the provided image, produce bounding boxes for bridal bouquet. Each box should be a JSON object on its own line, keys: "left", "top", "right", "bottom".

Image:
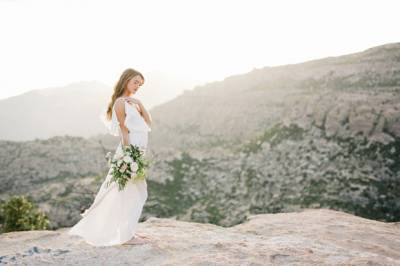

{"left": 105, "top": 144, "right": 151, "bottom": 191}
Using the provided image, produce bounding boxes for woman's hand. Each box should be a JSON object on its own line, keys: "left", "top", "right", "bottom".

{"left": 124, "top": 97, "right": 143, "bottom": 114}
{"left": 123, "top": 97, "right": 152, "bottom": 128}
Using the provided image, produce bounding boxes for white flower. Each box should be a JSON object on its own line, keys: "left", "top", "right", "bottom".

{"left": 115, "top": 154, "right": 124, "bottom": 162}
{"left": 123, "top": 155, "right": 133, "bottom": 163}
{"left": 130, "top": 162, "right": 139, "bottom": 172}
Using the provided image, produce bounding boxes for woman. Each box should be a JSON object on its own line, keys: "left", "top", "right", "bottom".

{"left": 68, "top": 68, "right": 152, "bottom": 246}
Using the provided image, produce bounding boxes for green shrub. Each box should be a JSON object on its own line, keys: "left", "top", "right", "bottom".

{"left": 0, "top": 196, "right": 49, "bottom": 233}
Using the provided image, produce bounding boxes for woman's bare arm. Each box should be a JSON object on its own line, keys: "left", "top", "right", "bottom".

{"left": 114, "top": 98, "right": 130, "bottom": 147}
{"left": 137, "top": 101, "right": 152, "bottom": 128}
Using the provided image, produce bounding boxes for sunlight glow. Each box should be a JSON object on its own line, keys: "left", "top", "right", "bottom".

{"left": 0, "top": 0, "right": 399, "bottom": 99}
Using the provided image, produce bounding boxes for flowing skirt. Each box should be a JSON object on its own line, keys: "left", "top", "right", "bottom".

{"left": 68, "top": 140, "right": 148, "bottom": 247}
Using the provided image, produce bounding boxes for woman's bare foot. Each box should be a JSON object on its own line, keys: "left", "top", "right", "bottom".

{"left": 122, "top": 234, "right": 150, "bottom": 245}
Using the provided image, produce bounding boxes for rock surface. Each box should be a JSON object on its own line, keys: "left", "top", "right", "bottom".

{"left": 0, "top": 209, "right": 399, "bottom": 265}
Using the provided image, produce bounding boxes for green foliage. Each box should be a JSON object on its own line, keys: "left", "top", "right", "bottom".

{"left": 189, "top": 196, "right": 227, "bottom": 225}
{"left": 234, "top": 122, "right": 400, "bottom": 223}
{"left": 0, "top": 196, "right": 49, "bottom": 233}
{"left": 146, "top": 152, "right": 200, "bottom": 217}
{"left": 272, "top": 127, "right": 400, "bottom": 222}
{"left": 241, "top": 123, "right": 305, "bottom": 154}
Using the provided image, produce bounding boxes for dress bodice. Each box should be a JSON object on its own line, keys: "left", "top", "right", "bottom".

{"left": 99, "top": 99, "right": 151, "bottom": 150}
{"left": 120, "top": 101, "right": 151, "bottom": 151}
{"left": 122, "top": 101, "right": 151, "bottom": 133}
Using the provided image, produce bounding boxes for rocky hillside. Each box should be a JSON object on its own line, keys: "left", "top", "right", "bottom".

{"left": 149, "top": 42, "right": 400, "bottom": 152}
{"left": 0, "top": 42, "right": 399, "bottom": 229}
{"left": 0, "top": 209, "right": 399, "bottom": 265}
{"left": 145, "top": 42, "right": 400, "bottom": 225}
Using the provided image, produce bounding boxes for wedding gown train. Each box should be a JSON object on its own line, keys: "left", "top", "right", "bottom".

{"left": 68, "top": 100, "right": 151, "bottom": 246}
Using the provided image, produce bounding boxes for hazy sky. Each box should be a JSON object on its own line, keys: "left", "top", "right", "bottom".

{"left": 0, "top": 0, "right": 399, "bottom": 100}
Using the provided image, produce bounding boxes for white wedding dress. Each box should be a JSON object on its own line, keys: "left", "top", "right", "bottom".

{"left": 68, "top": 99, "right": 151, "bottom": 246}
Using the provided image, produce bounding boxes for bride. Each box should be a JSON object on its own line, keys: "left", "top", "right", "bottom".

{"left": 68, "top": 68, "right": 152, "bottom": 246}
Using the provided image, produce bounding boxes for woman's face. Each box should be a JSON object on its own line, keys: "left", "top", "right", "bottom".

{"left": 126, "top": 75, "right": 144, "bottom": 95}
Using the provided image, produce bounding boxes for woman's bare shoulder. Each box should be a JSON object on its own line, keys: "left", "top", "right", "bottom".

{"left": 114, "top": 97, "right": 128, "bottom": 110}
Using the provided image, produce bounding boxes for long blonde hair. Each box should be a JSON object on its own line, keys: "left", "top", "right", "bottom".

{"left": 105, "top": 68, "right": 145, "bottom": 120}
